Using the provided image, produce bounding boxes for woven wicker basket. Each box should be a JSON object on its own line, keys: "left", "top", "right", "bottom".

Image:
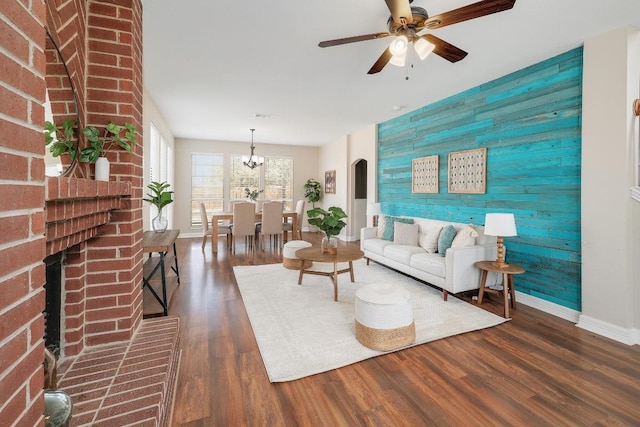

{"left": 283, "top": 257, "right": 312, "bottom": 270}
{"left": 355, "top": 320, "right": 415, "bottom": 351}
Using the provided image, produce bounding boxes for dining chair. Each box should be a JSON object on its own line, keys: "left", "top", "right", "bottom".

{"left": 200, "top": 202, "right": 231, "bottom": 251}
{"left": 231, "top": 202, "right": 257, "bottom": 253}
{"left": 283, "top": 199, "right": 305, "bottom": 241}
{"left": 258, "top": 201, "right": 284, "bottom": 250}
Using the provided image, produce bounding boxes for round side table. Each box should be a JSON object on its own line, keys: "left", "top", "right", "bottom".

{"left": 474, "top": 260, "right": 526, "bottom": 318}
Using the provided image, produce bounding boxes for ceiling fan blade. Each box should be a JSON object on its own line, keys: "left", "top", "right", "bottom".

{"left": 424, "top": 0, "right": 516, "bottom": 29}
{"left": 420, "top": 34, "right": 468, "bottom": 63}
{"left": 319, "top": 32, "right": 390, "bottom": 48}
{"left": 385, "top": 0, "right": 413, "bottom": 24}
{"left": 367, "top": 48, "right": 393, "bottom": 74}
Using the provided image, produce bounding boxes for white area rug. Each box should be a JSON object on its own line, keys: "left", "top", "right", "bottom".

{"left": 233, "top": 259, "right": 507, "bottom": 382}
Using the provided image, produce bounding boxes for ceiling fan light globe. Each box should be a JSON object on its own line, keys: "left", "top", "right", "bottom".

{"left": 414, "top": 38, "right": 435, "bottom": 60}
{"left": 389, "top": 35, "right": 408, "bottom": 57}
{"left": 389, "top": 52, "right": 406, "bottom": 67}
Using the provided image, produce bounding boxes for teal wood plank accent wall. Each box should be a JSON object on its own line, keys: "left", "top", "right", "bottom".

{"left": 377, "top": 48, "right": 583, "bottom": 311}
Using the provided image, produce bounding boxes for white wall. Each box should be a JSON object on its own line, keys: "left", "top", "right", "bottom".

{"left": 347, "top": 125, "right": 377, "bottom": 241}
{"left": 316, "top": 125, "right": 377, "bottom": 241}
{"left": 173, "top": 137, "right": 319, "bottom": 235}
{"left": 317, "top": 134, "right": 349, "bottom": 237}
{"left": 143, "top": 88, "right": 175, "bottom": 231}
{"left": 579, "top": 26, "right": 640, "bottom": 345}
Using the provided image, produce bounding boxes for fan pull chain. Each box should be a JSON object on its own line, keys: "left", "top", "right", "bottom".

{"left": 405, "top": 43, "right": 415, "bottom": 80}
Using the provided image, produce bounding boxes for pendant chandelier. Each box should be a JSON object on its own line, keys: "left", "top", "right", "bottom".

{"left": 242, "top": 128, "right": 264, "bottom": 169}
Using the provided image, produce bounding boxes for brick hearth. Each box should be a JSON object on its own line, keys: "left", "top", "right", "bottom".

{"left": 56, "top": 317, "right": 180, "bottom": 426}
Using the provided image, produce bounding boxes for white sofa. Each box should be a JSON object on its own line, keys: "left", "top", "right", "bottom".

{"left": 360, "top": 216, "right": 501, "bottom": 300}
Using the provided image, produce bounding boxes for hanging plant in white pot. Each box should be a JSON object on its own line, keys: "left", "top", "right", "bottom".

{"left": 80, "top": 122, "right": 137, "bottom": 181}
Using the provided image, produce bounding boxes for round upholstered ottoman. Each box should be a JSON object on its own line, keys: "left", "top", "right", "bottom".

{"left": 283, "top": 240, "right": 313, "bottom": 269}
{"left": 355, "top": 283, "right": 415, "bottom": 351}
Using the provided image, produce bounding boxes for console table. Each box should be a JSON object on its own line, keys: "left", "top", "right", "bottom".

{"left": 143, "top": 230, "right": 181, "bottom": 316}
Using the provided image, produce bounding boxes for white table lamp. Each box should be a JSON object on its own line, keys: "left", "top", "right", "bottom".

{"left": 366, "top": 203, "right": 381, "bottom": 227}
{"left": 484, "top": 213, "right": 518, "bottom": 268}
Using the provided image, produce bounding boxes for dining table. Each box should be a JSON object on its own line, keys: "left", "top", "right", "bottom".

{"left": 210, "top": 211, "right": 298, "bottom": 253}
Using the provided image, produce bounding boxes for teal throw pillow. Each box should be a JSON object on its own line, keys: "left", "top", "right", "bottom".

{"left": 382, "top": 216, "right": 414, "bottom": 241}
{"left": 437, "top": 225, "right": 457, "bottom": 257}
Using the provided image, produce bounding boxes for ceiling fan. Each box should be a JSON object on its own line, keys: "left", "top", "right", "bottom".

{"left": 318, "top": 0, "right": 516, "bottom": 74}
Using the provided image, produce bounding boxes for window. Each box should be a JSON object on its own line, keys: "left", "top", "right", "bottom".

{"left": 149, "top": 124, "right": 173, "bottom": 225}
{"left": 191, "top": 153, "right": 224, "bottom": 226}
{"left": 264, "top": 156, "right": 293, "bottom": 210}
{"left": 229, "top": 154, "right": 259, "bottom": 200}
{"left": 190, "top": 154, "right": 294, "bottom": 227}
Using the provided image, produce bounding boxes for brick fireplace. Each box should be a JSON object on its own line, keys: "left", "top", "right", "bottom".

{"left": 0, "top": 1, "right": 178, "bottom": 425}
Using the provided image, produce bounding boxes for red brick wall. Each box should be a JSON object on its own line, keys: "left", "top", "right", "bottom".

{"left": 1, "top": 0, "right": 144, "bottom": 425}
{"left": 0, "top": 1, "right": 48, "bottom": 425}
{"left": 83, "top": 0, "right": 144, "bottom": 346}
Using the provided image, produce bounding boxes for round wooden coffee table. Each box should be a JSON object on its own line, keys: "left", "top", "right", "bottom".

{"left": 295, "top": 247, "right": 364, "bottom": 301}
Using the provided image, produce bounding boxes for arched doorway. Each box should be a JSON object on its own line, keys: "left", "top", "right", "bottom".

{"left": 349, "top": 159, "right": 368, "bottom": 240}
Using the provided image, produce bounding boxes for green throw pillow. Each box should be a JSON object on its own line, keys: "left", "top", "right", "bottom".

{"left": 382, "top": 216, "right": 414, "bottom": 241}
{"left": 437, "top": 225, "right": 457, "bottom": 257}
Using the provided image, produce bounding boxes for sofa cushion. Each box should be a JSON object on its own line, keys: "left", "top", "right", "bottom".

{"left": 363, "top": 238, "right": 393, "bottom": 256}
{"left": 437, "top": 225, "right": 457, "bottom": 257}
{"left": 409, "top": 252, "right": 446, "bottom": 278}
{"left": 382, "top": 216, "right": 414, "bottom": 241}
{"left": 451, "top": 224, "right": 479, "bottom": 248}
{"left": 383, "top": 244, "right": 425, "bottom": 265}
{"left": 376, "top": 215, "right": 387, "bottom": 238}
{"left": 419, "top": 225, "right": 443, "bottom": 254}
{"left": 394, "top": 222, "right": 419, "bottom": 246}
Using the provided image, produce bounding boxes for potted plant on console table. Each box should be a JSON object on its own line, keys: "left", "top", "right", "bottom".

{"left": 143, "top": 181, "right": 174, "bottom": 232}
{"left": 307, "top": 206, "right": 347, "bottom": 255}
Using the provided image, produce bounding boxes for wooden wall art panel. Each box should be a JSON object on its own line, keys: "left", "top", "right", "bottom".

{"left": 447, "top": 148, "right": 487, "bottom": 194}
{"left": 412, "top": 155, "right": 439, "bottom": 193}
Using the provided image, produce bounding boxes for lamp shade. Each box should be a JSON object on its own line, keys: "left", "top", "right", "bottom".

{"left": 414, "top": 38, "right": 435, "bottom": 60}
{"left": 366, "top": 203, "right": 381, "bottom": 216}
{"left": 389, "top": 35, "right": 408, "bottom": 57}
{"left": 389, "top": 51, "right": 406, "bottom": 67}
{"left": 484, "top": 213, "right": 517, "bottom": 237}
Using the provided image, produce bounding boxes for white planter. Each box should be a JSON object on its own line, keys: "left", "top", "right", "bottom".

{"left": 95, "top": 157, "right": 110, "bottom": 181}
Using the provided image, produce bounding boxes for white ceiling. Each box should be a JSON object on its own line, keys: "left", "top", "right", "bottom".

{"left": 142, "top": 0, "right": 640, "bottom": 147}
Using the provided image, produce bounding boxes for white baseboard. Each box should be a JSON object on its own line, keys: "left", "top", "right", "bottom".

{"left": 514, "top": 292, "right": 639, "bottom": 346}
{"left": 515, "top": 291, "right": 580, "bottom": 323}
{"left": 179, "top": 232, "right": 200, "bottom": 238}
{"left": 577, "top": 315, "right": 640, "bottom": 346}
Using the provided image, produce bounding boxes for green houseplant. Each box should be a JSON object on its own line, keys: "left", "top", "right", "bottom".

{"left": 307, "top": 206, "right": 348, "bottom": 254}
{"left": 244, "top": 187, "right": 263, "bottom": 202}
{"left": 303, "top": 178, "right": 321, "bottom": 208}
{"left": 80, "top": 122, "right": 137, "bottom": 181}
{"left": 143, "top": 181, "right": 174, "bottom": 232}
{"left": 44, "top": 118, "right": 78, "bottom": 160}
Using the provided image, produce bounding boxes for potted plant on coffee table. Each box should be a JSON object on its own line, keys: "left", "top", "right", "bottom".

{"left": 80, "top": 122, "right": 137, "bottom": 181}
{"left": 143, "top": 181, "right": 174, "bottom": 232}
{"left": 306, "top": 206, "right": 347, "bottom": 255}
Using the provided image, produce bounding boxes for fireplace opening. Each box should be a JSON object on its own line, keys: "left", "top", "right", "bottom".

{"left": 44, "top": 252, "right": 64, "bottom": 358}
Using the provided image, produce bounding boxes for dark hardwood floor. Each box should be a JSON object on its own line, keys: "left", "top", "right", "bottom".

{"left": 169, "top": 233, "right": 640, "bottom": 426}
